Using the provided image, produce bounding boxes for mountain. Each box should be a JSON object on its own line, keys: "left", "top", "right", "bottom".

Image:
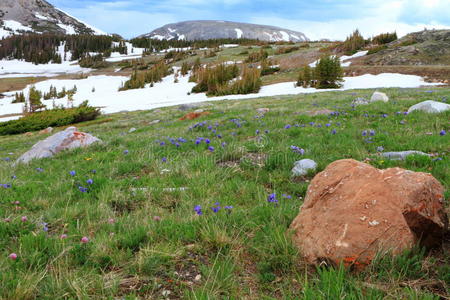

{"left": 0, "top": 0, "right": 105, "bottom": 39}
{"left": 361, "top": 29, "right": 450, "bottom": 65}
{"left": 141, "top": 20, "right": 309, "bottom": 42}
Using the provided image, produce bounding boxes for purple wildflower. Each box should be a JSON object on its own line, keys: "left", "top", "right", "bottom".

{"left": 86, "top": 179, "right": 93, "bottom": 185}
{"left": 194, "top": 205, "right": 203, "bottom": 215}
{"left": 208, "top": 146, "right": 215, "bottom": 152}
{"left": 267, "top": 193, "right": 278, "bottom": 203}
{"left": 69, "top": 170, "right": 76, "bottom": 176}
{"left": 123, "top": 150, "right": 129, "bottom": 155}
{"left": 284, "top": 124, "right": 291, "bottom": 129}
{"left": 78, "top": 186, "right": 88, "bottom": 193}
{"left": 331, "top": 129, "right": 337, "bottom": 135}
{"left": 440, "top": 130, "right": 447, "bottom": 136}
{"left": 290, "top": 146, "right": 305, "bottom": 155}
{"left": 162, "top": 157, "right": 167, "bottom": 163}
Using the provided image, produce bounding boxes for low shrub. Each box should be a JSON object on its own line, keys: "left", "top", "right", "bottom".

{"left": 367, "top": 45, "right": 388, "bottom": 55}
{"left": 0, "top": 101, "right": 100, "bottom": 135}
{"left": 275, "top": 46, "right": 300, "bottom": 55}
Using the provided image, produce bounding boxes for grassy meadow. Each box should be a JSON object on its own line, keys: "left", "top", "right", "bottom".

{"left": 0, "top": 87, "right": 449, "bottom": 299}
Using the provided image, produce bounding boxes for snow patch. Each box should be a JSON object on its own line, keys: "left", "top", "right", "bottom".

{"left": 0, "top": 73, "right": 441, "bottom": 122}
{"left": 279, "top": 31, "right": 290, "bottom": 41}
{"left": 57, "top": 23, "right": 76, "bottom": 35}
{"left": 235, "top": 28, "right": 243, "bottom": 39}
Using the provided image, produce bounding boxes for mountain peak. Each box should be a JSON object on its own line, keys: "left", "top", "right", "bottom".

{"left": 0, "top": 0, "right": 105, "bottom": 38}
{"left": 140, "top": 20, "right": 309, "bottom": 42}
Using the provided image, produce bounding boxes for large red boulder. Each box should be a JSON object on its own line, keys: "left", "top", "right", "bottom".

{"left": 290, "top": 159, "right": 448, "bottom": 269}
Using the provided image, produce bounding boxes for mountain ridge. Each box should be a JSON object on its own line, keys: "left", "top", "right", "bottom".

{"left": 0, "top": 0, "right": 105, "bottom": 38}
{"left": 140, "top": 20, "right": 309, "bottom": 42}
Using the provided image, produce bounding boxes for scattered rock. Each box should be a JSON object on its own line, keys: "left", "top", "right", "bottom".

{"left": 290, "top": 159, "right": 447, "bottom": 269}
{"left": 179, "top": 104, "right": 199, "bottom": 111}
{"left": 256, "top": 108, "right": 270, "bottom": 115}
{"left": 407, "top": 100, "right": 450, "bottom": 114}
{"left": 148, "top": 120, "right": 161, "bottom": 125}
{"left": 370, "top": 91, "right": 389, "bottom": 103}
{"left": 128, "top": 127, "right": 137, "bottom": 133}
{"left": 153, "top": 109, "right": 163, "bottom": 113}
{"left": 352, "top": 97, "right": 370, "bottom": 105}
{"left": 194, "top": 109, "right": 204, "bottom": 113}
{"left": 14, "top": 127, "right": 101, "bottom": 165}
{"left": 194, "top": 274, "right": 202, "bottom": 281}
{"left": 180, "top": 111, "right": 210, "bottom": 121}
{"left": 305, "top": 109, "right": 334, "bottom": 116}
{"left": 292, "top": 159, "right": 318, "bottom": 176}
{"left": 382, "top": 151, "right": 429, "bottom": 161}
{"left": 24, "top": 132, "right": 33, "bottom": 136}
{"left": 39, "top": 127, "right": 54, "bottom": 135}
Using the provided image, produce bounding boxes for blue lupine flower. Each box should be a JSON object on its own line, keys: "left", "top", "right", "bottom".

{"left": 221, "top": 142, "right": 227, "bottom": 148}
{"left": 160, "top": 142, "right": 166, "bottom": 146}
{"left": 11, "top": 175, "right": 17, "bottom": 180}
{"left": 290, "top": 146, "right": 305, "bottom": 155}
{"left": 284, "top": 124, "right": 291, "bottom": 129}
{"left": 78, "top": 186, "right": 88, "bottom": 193}
{"left": 267, "top": 193, "right": 278, "bottom": 203}
{"left": 205, "top": 139, "right": 211, "bottom": 144}
{"left": 282, "top": 194, "right": 292, "bottom": 199}
{"left": 331, "top": 129, "right": 337, "bottom": 135}
{"left": 326, "top": 123, "right": 331, "bottom": 127}
{"left": 123, "top": 150, "right": 129, "bottom": 155}
{"left": 265, "top": 130, "right": 270, "bottom": 134}
{"left": 162, "top": 157, "right": 167, "bottom": 163}
{"left": 195, "top": 139, "right": 201, "bottom": 145}
{"left": 208, "top": 146, "right": 215, "bottom": 152}
{"left": 362, "top": 130, "right": 368, "bottom": 137}
{"left": 69, "top": 170, "right": 76, "bottom": 176}
{"left": 369, "top": 130, "right": 376, "bottom": 136}
{"left": 175, "top": 143, "right": 180, "bottom": 148}
{"left": 217, "top": 134, "right": 222, "bottom": 139}
{"left": 440, "top": 130, "right": 447, "bottom": 136}
{"left": 36, "top": 168, "right": 44, "bottom": 172}
{"left": 1, "top": 183, "right": 11, "bottom": 188}
{"left": 256, "top": 130, "right": 260, "bottom": 135}
{"left": 42, "top": 223, "right": 49, "bottom": 232}
{"left": 86, "top": 179, "right": 93, "bottom": 185}
{"left": 91, "top": 169, "right": 97, "bottom": 174}
{"left": 194, "top": 205, "right": 203, "bottom": 215}
{"left": 211, "top": 206, "right": 220, "bottom": 213}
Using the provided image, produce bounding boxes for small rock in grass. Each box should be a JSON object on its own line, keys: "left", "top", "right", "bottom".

{"left": 256, "top": 108, "right": 270, "bottom": 115}
{"left": 352, "top": 97, "right": 370, "bottom": 105}
{"left": 292, "top": 159, "right": 318, "bottom": 176}
{"left": 407, "top": 100, "right": 450, "bottom": 114}
{"left": 148, "top": 120, "right": 161, "bottom": 125}
{"left": 179, "top": 104, "right": 199, "bottom": 111}
{"left": 370, "top": 91, "right": 389, "bottom": 103}
{"left": 194, "top": 274, "right": 202, "bottom": 281}
{"left": 382, "top": 151, "right": 429, "bottom": 161}
{"left": 128, "top": 128, "right": 137, "bottom": 133}
{"left": 39, "top": 127, "right": 53, "bottom": 135}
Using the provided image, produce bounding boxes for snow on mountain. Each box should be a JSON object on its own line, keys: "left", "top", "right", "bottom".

{"left": 0, "top": 0, "right": 106, "bottom": 38}
{"left": 141, "top": 20, "right": 309, "bottom": 42}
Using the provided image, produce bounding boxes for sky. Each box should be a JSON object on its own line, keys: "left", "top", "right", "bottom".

{"left": 49, "top": 0, "right": 450, "bottom": 40}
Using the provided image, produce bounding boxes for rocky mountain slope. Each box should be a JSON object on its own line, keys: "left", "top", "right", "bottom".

{"left": 0, "top": 0, "right": 104, "bottom": 38}
{"left": 361, "top": 29, "right": 450, "bottom": 65}
{"left": 141, "top": 20, "right": 308, "bottom": 42}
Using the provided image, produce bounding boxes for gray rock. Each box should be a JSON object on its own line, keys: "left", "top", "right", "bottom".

{"left": 370, "top": 92, "right": 389, "bottom": 103}
{"left": 381, "top": 151, "right": 429, "bottom": 161}
{"left": 14, "top": 127, "right": 101, "bottom": 165}
{"left": 148, "top": 120, "right": 161, "bottom": 125}
{"left": 292, "top": 159, "right": 318, "bottom": 176}
{"left": 407, "top": 100, "right": 450, "bottom": 114}
{"left": 352, "top": 97, "right": 370, "bottom": 105}
{"left": 178, "top": 104, "right": 199, "bottom": 111}
{"left": 129, "top": 127, "right": 137, "bottom": 133}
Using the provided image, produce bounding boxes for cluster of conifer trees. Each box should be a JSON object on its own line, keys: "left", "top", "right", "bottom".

{"left": 0, "top": 34, "right": 115, "bottom": 64}
{"left": 297, "top": 55, "right": 343, "bottom": 89}
{"left": 189, "top": 63, "right": 261, "bottom": 96}
{"left": 119, "top": 60, "right": 171, "bottom": 90}
{"left": 130, "top": 38, "right": 266, "bottom": 52}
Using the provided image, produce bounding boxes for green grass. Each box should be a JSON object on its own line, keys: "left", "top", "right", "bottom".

{"left": 0, "top": 87, "right": 449, "bottom": 299}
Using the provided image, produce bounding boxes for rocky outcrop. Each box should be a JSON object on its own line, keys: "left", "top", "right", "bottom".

{"left": 290, "top": 159, "right": 448, "bottom": 269}
{"left": 15, "top": 127, "right": 101, "bottom": 165}
{"left": 0, "top": 0, "right": 104, "bottom": 37}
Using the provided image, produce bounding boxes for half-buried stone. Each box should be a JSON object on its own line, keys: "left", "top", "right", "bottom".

{"left": 407, "top": 100, "right": 450, "bottom": 114}
{"left": 14, "top": 127, "right": 101, "bottom": 165}
{"left": 290, "top": 159, "right": 448, "bottom": 269}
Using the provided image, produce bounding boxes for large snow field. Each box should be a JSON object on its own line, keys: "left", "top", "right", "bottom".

{"left": 0, "top": 72, "right": 442, "bottom": 122}
{"left": 0, "top": 60, "right": 91, "bottom": 78}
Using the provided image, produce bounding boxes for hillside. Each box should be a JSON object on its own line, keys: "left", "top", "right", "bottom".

{"left": 141, "top": 20, "right": 309, "bottom": 42}
{"left": 359, "top": 29, "right": 450, "bottom": 66}
{"left": 0, "top": 0, "right": 104, "bottom": 38}
{"left": 0, "top": 87, "right": 449, "bottom": 299}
